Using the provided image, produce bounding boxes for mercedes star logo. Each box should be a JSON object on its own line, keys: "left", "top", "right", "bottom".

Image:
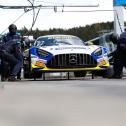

{"left": 69, "top": 54, "right": 77, "bottom": 64}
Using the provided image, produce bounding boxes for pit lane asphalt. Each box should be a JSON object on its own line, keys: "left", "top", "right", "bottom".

{"left": 0, "top": 77, "right": 126, "bottom": 126}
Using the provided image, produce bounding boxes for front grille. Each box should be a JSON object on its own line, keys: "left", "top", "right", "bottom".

{"left": 46, "top": 54, "right": 97, "bottom": 68}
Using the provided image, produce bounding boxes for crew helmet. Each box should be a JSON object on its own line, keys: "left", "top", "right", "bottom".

{"left": 8, "top": 24, "right": 17, "bottom": 31}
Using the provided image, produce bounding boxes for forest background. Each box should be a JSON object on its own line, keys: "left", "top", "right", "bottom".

{"left": 19, "top": 21, "right": 122, "bottom": 41}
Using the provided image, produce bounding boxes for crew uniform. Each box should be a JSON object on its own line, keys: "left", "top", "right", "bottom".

{"left": 1, "top": 24, "right": 23, "bottom": 81}
{"left": 112, "top": 31, "right": 126, "bottom": 78}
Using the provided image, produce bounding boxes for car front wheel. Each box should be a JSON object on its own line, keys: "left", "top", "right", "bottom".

{"left": 102, "top": 67, "right": 114, "bottom": 78}
{"left": 74, "top": 71, "right": 87, "bottom": 77}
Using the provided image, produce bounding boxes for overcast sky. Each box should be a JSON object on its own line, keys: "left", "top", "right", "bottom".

{"left": 0, "top": 0, "right": 124, "bottom": 34}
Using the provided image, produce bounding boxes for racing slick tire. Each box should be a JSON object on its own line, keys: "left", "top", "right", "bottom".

{"left": 23, "top": 50, "right": 32, "bottom": 78}
{"left": 102, "top": 67, "right": 114, "bottom": 78}
{"left": 23, "top": 67, "right": 31, "bottom": 78}
{"left": 31, "top": 71, "right": 42, "bottom": 79}
{"left": 74, "top": 71, "right": 87, "bottom": 77}
{"left": 92, "top": 67, "right": 114, "bottom": 78}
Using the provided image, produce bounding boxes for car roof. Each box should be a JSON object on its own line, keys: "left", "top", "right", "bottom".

{"left": 37, "top": 34, "right": 78, "bottom": 39}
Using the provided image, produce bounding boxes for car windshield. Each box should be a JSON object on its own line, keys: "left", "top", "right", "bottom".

{"left": 34, "top": 35, "right": 85, "bottom": 47}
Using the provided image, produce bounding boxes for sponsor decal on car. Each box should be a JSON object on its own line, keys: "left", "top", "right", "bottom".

{"left": 35, "top": 61, "right": 45, "bottom": 67}
{"left": 98, "top": 59, "right": 107, "bottom": 66}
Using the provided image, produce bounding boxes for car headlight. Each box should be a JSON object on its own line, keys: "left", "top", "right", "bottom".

{"left": 94, "top": 47, "right": 102, "bottom": 56}
{"left": 36, "top": 49, "right": 49, "bottom": 57}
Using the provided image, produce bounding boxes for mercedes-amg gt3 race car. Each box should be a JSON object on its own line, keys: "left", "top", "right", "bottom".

{"left": 23, "top": 34, "right": 113, "bottom": 79}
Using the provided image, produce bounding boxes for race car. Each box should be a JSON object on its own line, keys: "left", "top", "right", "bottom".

{"left": 23, "top": 34, "right": 113, "bottom": 79}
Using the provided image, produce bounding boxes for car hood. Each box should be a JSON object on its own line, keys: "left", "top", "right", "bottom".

{"left": 38, "top": 45, "right": 99, "bottom": 55}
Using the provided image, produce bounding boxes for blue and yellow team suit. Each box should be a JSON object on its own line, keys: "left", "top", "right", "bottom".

{"left": 0, "top": 24, "right": 23, "bottom": 81}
